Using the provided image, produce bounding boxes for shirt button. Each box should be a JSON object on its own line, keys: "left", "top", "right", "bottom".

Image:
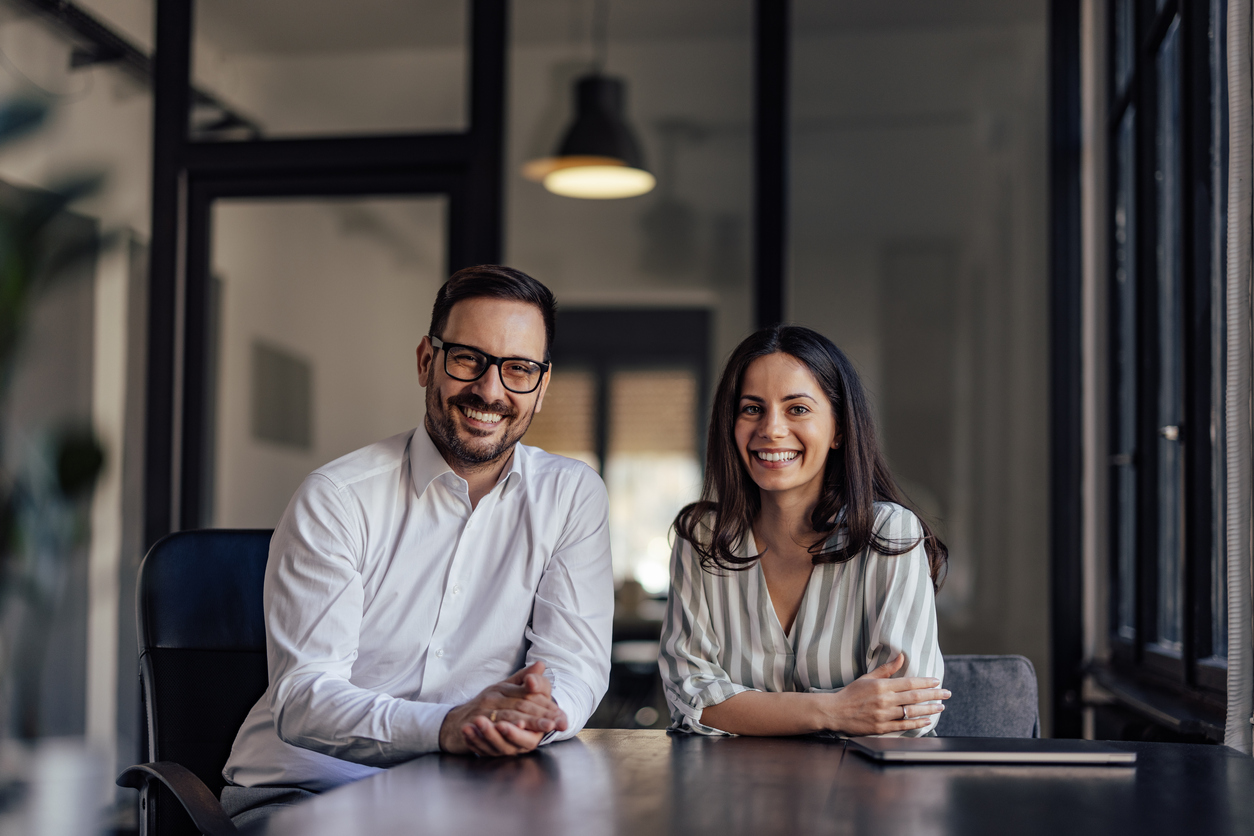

{"left": 451, "top": 584, "right": 462, "bottom": 595}
{"left": 435, "top": 648, "right": 445, "bottom": 658}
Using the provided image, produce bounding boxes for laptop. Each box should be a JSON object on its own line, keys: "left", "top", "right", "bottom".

{"left": 847, "top": 737, "right": 1137, "bottom": 765}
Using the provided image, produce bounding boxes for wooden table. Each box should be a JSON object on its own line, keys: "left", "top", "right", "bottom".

{"left": 254, "top": 730, "right": 1254, "bottom": 836}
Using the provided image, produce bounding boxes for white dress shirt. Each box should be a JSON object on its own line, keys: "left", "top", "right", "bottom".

{"left": 223, "top": 427, "right": 614, "bottom": 791}
{"left": 659, "top": 502, "right": 942, "bottom": 736}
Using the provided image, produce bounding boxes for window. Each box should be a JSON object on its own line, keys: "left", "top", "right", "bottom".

{"left": 1106, "top": 0, "right": 1226, "bottom": 704}
{"left": 522, "top": 310, "right": 710, "bottom": 594}
{"left": 605, "top": 368, "right": 703, "bottom": 593}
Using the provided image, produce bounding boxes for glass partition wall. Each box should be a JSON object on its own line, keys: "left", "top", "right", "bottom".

{"left": 787, "top": 2, "right": 1051, "bottom": 730}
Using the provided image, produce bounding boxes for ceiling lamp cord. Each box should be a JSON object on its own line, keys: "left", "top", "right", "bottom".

{"left": 591, "top": 0, "right": 609, "bottom": 73}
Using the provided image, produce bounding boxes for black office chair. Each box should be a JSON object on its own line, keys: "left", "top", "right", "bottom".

{"left": 934, "top": 654, "right": 1040, "bottom": 738}
{"left": 117, "top": 529, "right": 274, "bottom": 836}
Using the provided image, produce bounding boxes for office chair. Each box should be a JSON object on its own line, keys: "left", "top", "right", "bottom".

{"left": 933, "top": 654, "right": 1040, "bottom": 738}
{"left": 116, "top": 529, "right": 274, "bottom": 836}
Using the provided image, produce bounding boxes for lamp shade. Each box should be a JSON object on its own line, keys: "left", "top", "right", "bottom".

{"left": 522, "top": 74, "right": 655, "bottom": 199}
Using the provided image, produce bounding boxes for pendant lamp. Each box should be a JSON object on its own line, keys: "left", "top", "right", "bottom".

{"left": 523, "top": 75, "right": 655, "bottom": 199}
{"left": 522, "top": 0, "right": 654, "bottom": 199}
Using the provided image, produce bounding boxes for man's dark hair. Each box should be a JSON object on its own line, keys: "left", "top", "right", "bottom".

{"left": 428, "top": 265, "right": 557, "bottom": 359}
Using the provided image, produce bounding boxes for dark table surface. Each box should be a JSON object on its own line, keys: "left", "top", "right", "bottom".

{"left": 255, "top": 730, "right": 1254, "bottom": 836}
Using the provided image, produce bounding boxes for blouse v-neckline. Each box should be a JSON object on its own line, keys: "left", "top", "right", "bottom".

{"left": 746, "top": 530, "right": 816, "bottom": 644}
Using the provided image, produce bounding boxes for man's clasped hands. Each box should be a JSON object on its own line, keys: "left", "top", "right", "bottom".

{"left": 438, "top": 661, "right": 568, "bottom": 757}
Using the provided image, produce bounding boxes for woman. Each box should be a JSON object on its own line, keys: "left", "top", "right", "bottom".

{"left": 659, "top": 325, "right": 949, "bottom": 737}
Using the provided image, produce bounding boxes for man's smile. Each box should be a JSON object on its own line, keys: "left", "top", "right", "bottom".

{"left": 460, "top": 405, "right": 505, "bottom": 427}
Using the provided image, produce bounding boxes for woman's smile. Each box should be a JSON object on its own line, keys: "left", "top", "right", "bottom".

{"left": 751, "top": 448, "right": 801, "bottom": 467}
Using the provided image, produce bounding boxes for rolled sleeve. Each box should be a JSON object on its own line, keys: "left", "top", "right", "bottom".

{"left": 658, "top": 537, "right": 754, "bottom": 736}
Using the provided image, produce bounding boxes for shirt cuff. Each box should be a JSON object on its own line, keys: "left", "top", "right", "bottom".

{"left": 399, "top": 701, "right": 457, "bottom": 754}
{"left": 540, "top": 684, "right": 590, "bottom": 745}
{"left": 667, "top": 681, "right": 755, "bottom": 736}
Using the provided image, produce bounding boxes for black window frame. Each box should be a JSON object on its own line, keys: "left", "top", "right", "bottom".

{"left": 1103, "top": 0, "right": 1226, "bottom": 720}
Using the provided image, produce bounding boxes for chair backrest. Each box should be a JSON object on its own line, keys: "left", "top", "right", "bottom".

{"left": 933, "top": 654, "right": 1040, "bottom": 738}
{"left": 137, "top": 529, "right": 272, "bottom": 835}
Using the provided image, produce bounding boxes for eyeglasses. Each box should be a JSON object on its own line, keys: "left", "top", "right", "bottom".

{"left": 429, "top": 337, "right": 550, "bottom": 394}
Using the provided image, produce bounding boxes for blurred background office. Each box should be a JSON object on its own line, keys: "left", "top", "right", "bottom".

{"left": 0, "top": 0, "right": 1243, "bottom": 832}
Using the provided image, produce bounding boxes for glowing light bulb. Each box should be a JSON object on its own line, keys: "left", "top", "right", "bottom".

{"left": 544, "top": 165, "right": 656, "bottom": 199}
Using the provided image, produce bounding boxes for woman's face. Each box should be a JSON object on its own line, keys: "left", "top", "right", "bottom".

{"left": 734, "top": 352, "right": 841, "bottom": 503}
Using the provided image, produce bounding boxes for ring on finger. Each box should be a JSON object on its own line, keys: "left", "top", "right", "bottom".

{"left": 901, "top": 704, "right": 909, "bottom": 721}
{"left": 490, "top": 710, "right": 497, "bottom": 723}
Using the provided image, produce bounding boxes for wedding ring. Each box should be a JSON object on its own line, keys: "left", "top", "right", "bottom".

{"left": 490, "top": 710, "right": 497, "bottom": 723}
{"left": 901, "top": 705, "right": 909, "bottom": 721}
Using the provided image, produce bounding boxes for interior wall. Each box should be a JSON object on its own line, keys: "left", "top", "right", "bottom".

{"left": 788, "top": 19, "right": 1051, "bottom": 730}
{"left": 189, "top": 0, "right": 467, "bottom": 136}
{"left": 210, "top": 198, "right": 445, "bottom": 529}
{"left": 192, "top": 43, "right": 467, "bottom": 136}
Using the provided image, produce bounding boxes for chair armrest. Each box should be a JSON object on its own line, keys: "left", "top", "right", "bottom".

{"left": 117, "top": 762, "right": 239, "bottom": 836}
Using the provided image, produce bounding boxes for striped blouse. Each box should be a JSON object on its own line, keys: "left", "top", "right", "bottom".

{"left": 658, "top": 502, "right": 943, "bottom": 737}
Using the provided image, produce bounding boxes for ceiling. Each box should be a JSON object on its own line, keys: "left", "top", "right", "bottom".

{"left": 194, "top": 0, "right": 1044, "bottom": 55}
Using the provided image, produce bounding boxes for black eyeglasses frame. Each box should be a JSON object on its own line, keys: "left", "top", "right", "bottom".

{"left": 428, "top": 336, "right": 551, "bottom": 394}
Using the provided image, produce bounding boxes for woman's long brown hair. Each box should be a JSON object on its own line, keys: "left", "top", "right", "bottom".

{"left": 674, "top": 325, "right": 947, "bottom": 590}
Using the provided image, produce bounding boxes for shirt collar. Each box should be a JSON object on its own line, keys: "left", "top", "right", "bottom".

{"left": 409, "top": 426, "right": 455, "bottom": 498}
{"left": 499, "top": 444, "right": 525, "bottom": 494}
{"left": 408, "top": 426, "right": 526, "bottom": 500}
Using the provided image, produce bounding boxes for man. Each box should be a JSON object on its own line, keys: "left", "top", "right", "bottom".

{"left": 221, "top": 265, "right": 613, "bottom": 822}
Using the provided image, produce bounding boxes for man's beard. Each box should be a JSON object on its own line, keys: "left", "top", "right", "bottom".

{"left": 424, "top": 385, "right": 535, "bottom": 469}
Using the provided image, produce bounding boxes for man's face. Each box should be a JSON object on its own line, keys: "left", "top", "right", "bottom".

{"left": 416, "top": 297, "right": 549, "bottom": 470}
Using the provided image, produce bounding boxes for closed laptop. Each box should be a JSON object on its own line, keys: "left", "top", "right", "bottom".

{"left": 848, "top": 737, "right": 1137, "bottom": 765}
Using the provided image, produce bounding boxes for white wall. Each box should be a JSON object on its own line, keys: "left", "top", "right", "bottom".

{"left": 193, "top": 44, "right": 467, "bottom": 136}
{"left": 211, "top": 198, "right": 446, "bottom": 528}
